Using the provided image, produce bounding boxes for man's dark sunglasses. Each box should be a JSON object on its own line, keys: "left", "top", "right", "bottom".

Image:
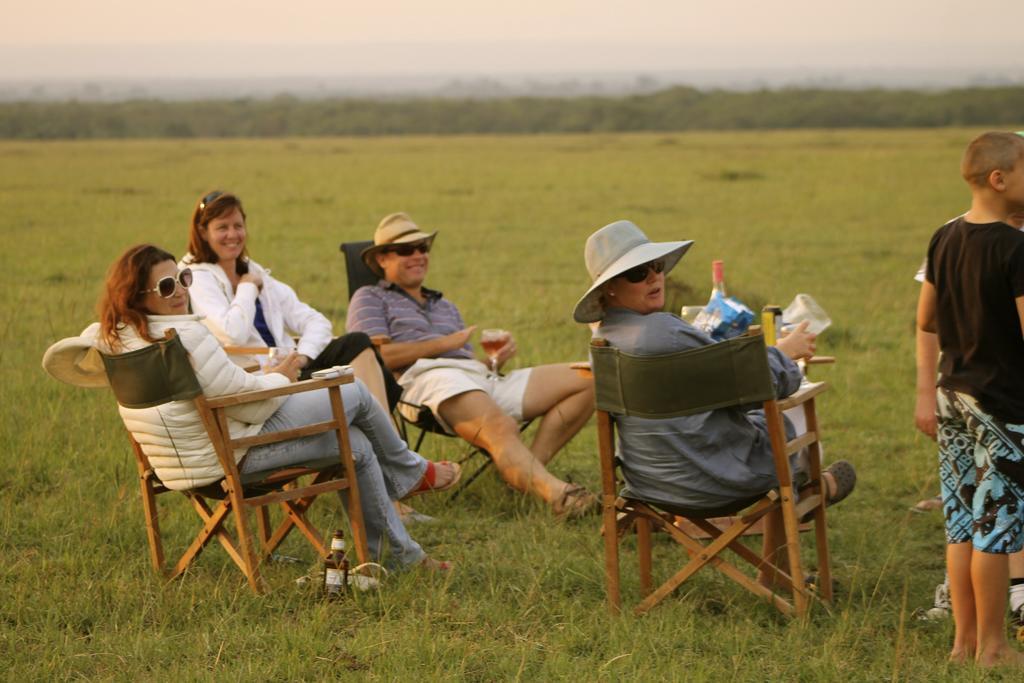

{"left": 618, "top": 260, "right": 666, "bottom": 283}
{"left": 385, "top": 242, "right": 431, "bottom": 257}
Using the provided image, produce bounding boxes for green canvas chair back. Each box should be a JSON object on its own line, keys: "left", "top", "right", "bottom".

{"left": 591, "top": 333, "right": 776, "bottom": 419}
{"left": 100, "top": 331, "right": 202, "bottom": 409}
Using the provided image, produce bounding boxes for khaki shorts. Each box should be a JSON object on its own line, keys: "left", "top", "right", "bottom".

{"left": 397, "top": 358, "right": 532, "bottom": 434}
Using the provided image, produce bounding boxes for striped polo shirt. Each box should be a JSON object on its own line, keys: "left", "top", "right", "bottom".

{"left": 346, "top": 280, "right": 474, "bottom": 369}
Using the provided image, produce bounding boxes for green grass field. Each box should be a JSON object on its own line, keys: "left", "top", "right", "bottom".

{"left": 1, "top": 129, "right": 1018, "bottom": 680}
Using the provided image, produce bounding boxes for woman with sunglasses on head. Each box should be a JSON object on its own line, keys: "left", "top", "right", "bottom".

{"left": 575, "top": 220, "right": 856, "bottom": 587}
{"left": 94, "top": 243, "right": 450, "bottom": 571}
{"left": 181, "top": 191, "right": 406, "bottom": 409}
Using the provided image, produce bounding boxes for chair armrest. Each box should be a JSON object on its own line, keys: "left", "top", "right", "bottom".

{"left": 205, "top": 373, "right": 354, "bottom": 409}
{"left": 775, "top": 381, "right": 827, "bottom": 411}
{"left": 806, "top": 355, "right": 835, "bottom": 365}
{"left": 223, "top": 345, "right": 271, "bottom": 356}
{"left": 569, "top": 361, "right": 592, "bottom": 378}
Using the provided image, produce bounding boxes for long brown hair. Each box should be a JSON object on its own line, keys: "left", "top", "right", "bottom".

{"left": 186, "top": 190, "right": 249, "bottom": 271}
{"left": 97, "top": 244, "right": 177, "bottom": 350}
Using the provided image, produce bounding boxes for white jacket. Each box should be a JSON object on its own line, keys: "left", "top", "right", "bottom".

{"left": 96, "top": 315, "right": 290, "bottom": 490}
{"left": 180, "top": 255, "right": 333, "bottom": 365}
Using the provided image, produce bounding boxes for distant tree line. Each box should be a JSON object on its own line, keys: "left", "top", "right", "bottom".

{"left": 1, "top": 86, "right": 1023, "bottom": 139}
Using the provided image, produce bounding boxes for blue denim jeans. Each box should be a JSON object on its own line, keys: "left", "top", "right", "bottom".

{"left": 241, "top": 379, "right": 428, "bottom": 569}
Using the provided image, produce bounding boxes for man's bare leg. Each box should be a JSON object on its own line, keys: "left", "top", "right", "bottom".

{"left": 522, "top": 364, "right": 595, "bottom": 465}
{"left": 439, "top": 390, "right": 571, "bottom": 506}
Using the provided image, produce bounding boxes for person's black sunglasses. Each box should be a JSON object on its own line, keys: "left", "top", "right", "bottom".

{"left": 385, "top": 242, "right": 431, "bottom": 257}
{"left": 618, "top": 260, "right": 665, "bottom": 283}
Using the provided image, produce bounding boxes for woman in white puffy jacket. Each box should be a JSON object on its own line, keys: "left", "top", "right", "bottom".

{"left": 96, "top": 244, "right": 451, "bottom": 571}
{"left": 180, "top": 190, "right": 403, "bottom": 412}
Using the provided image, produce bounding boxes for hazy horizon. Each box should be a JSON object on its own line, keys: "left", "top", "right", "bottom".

{"left": 4, "top": 1, "right": 1022, "bottom": 98}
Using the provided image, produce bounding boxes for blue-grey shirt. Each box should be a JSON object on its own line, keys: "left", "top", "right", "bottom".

{"left": 346, "top": 280, "right": 473, "bottom": 371}
{"left": 597, "top": 307, "right": 803, "bottom": 511}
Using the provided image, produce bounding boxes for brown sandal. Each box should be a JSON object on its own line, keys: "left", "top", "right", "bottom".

{"left": 553, "top": 484, "right": 599, "bottom": 520}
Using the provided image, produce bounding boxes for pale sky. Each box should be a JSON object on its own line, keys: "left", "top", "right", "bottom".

{"left": 3, "top": 1, "right": 1023, "bottom": 79}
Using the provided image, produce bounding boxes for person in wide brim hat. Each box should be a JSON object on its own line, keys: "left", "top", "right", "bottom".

{"left": 573, "top": 220, "right": 693, "bottom": 323}
{"left": 361, "top": 213, "right": 438, "bottom": 278}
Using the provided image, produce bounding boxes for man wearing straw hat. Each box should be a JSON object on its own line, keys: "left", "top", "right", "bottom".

{"left": 347, "top": 212, "right": 598, "bottom": 519}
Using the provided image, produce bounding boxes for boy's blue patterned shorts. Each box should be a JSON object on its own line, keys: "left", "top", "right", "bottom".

{"left": 937, "top": 388, "right": 1024, "bottom": 554}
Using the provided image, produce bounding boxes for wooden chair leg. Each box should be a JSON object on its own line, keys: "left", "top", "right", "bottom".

{"left": 778, "top": 485, "right": 807, "bottom": 616}
{"left": 226, "top": 485, "right": 263, "bottom": 594}
{"left": 637, "top": 516, "right": 653, "bottom": 597}
{"left": 169, "top": 496, "right": 236, "bottom": 580}
{"left": 805, "top": 399, "right": 833, "bottom": 603}
{"left": 256, "top": 506, "right": 271, "bottom": 550}
{"left": 139, "top": 475, "right": 165, "bottom": 575}
{"left": 602, "top": 496, "right": 622, "bottom": 614}
{"left": 329, "top": 386, "right": 369, "bottom": 566}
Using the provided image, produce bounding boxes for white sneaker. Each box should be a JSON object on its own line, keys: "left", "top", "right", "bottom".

{"left": 916, "top": 581, "right": 951, "bottom": 621}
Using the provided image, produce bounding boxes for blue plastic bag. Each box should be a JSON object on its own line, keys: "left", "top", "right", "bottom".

{"left": 693, "top": 291, "right": 755, "bottom": 341}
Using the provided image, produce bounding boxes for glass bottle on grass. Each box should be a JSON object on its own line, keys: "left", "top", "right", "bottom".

{"left": 323, "top": 528, "right": 349, "bottom": 599}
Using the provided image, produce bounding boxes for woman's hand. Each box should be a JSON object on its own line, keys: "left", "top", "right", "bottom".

{"left": 267, "top": 352, "right": 302, "bottom": 382}
{"left": 775, "top": 320, "right": 816, "bottom": 361}
{"left": 240, "top": 272, "right": 263, "bottom": 292}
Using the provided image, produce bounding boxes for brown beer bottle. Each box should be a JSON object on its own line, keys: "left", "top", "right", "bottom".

{"left": 324, "top": 529, "right": 347, "bottom": 599}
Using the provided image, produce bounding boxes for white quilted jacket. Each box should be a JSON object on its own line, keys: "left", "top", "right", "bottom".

{"left": 97, "top": 315, "right": 291, "bottom": 490}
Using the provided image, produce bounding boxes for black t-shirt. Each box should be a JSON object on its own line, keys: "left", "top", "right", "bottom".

{"left": 926, "top": 217, "right": 1024, "bottom": 421}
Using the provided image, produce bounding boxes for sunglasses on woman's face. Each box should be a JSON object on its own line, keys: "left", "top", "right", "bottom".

{"left": 140, "top": 268, "right": 193, "bottom": 298}
{"left": 618, "top": 260, "right": 665, "bottom": 283}
{"left": 385, "top": 242, "right": 430, "bottom": 257}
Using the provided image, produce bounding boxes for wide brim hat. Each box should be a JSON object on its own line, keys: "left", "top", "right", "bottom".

{"left": 361, "top": 212, "right": 438, "bottom": 277}
{"left": 573, "top": 220, "right": 693, "bottom": 323}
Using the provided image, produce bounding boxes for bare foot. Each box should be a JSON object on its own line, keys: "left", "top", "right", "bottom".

{"left": 977, "top": 645, "right": 1024, "bottom": 668}
{"left": 418, "top": 556, "right": 453, "bottom": 572}
{"left": 948, "top": 647, "right": 974, "bottom": 664}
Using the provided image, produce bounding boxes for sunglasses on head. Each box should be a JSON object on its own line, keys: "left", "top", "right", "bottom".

{"left": 199, "top": 191, "right": 223, "bottom": 212}
{"left": 618, "top": 260, "right": 666, "bottom": 283}
{"left": 385, "top": 242, "right": 430, "bottom": 257}
{"left": 140, "top": 268, "right": 193, "bottom": 298}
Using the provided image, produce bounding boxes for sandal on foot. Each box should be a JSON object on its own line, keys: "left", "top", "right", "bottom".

{"left": 553, "top": 484, "right": 599, "bottom": 520}
{"left": 824, "top": 460, "right": 856, "bottom": 506}
{"left": 801, "top": 460, "right": 856, "bottom": 522}
{"left": 405, "top": 461, "right": 462, "bottom": 498}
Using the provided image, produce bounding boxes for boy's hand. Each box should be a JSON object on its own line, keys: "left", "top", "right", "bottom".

{"left": 914, "top": 391, "right": 938, "bottom": 440}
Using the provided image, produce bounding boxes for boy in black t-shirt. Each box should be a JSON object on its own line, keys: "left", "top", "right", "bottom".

{"left": 918, "top": 131, "right": 1024, "bottom": 667}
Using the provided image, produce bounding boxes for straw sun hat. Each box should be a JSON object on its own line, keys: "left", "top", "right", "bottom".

{"left": 361, "top": 212, "right": 438, "bottom": 277}
{"left": 573, "top": 220, "right": 693, "bottom": 323}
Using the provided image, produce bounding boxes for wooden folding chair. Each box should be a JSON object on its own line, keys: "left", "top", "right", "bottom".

{"left": 339, "top": 240, "right": 528, "bottom": 501}
{"left": 591, "top": 334, "right": 832, "bottom": 617}
{"left": 101, "top": 330, "right": 369, "bottom": 593}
